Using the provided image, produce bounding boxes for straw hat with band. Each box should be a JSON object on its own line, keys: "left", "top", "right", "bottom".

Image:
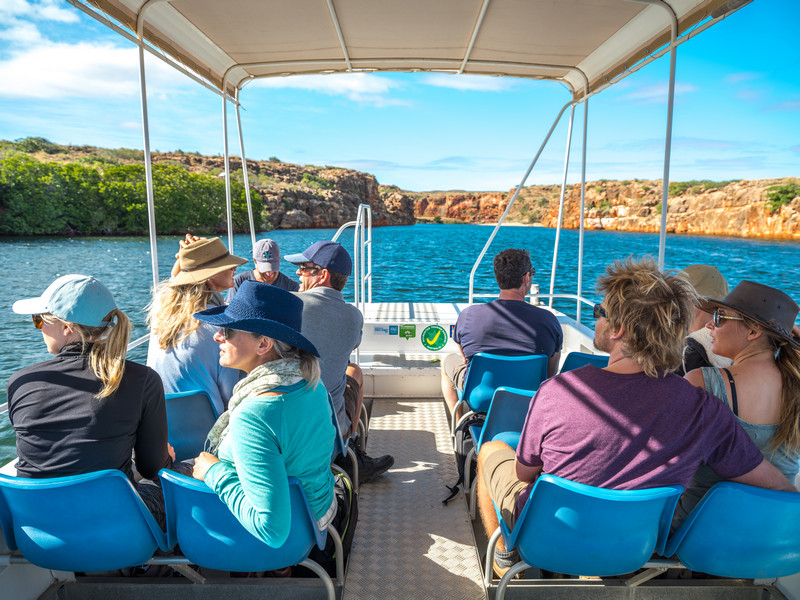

{"left": 699, "top": 280, "right": 800, "bottom": 350}
{"left": 194, "top": 280, "right": 318, "bottom": 356}
{"left": 171, "top": 237, "right": 247, "bottom": 286}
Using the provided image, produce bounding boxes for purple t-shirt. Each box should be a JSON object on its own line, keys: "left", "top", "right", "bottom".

{"left": 515, "top": 365, "right": 764, "bottom": 515}
{"left": 454, "top": 300, "right": 562, "bottom": 364}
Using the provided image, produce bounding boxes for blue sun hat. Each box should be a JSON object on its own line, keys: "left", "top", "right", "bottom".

{"left": 12, "top": 274, "right": 117, "bottom": 327}
{"left": 194, "top": 280, "right": 318, "bottom": 356}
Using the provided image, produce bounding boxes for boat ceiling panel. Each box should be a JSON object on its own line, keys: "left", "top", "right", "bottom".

{"left": 84, "top": 0, "right": 734, "bottom": 97}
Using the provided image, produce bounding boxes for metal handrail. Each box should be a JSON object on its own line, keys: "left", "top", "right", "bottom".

{"left": 331, "top": 204, "right": 373, "bottom": 315}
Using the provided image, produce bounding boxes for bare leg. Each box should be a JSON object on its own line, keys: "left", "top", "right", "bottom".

{"left": 477, "top": 440, "right": 513, "bottom": 553}
{"left": 346, "top": 363, "right": 365, "bottom": 438}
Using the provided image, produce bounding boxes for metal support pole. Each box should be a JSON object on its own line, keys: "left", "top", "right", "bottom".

{"left": 135, "top": 0, "right": 169, "bottom": 292}
{"left": 468, "top": 100, "right": 573, "bottom": 304}
{"left": 235, "top": 87, "right": 257, "bottom": 249}
{"left": 221, "top": 79, "right": 234, "bottom": 253}
{"left": 548, "top": 103, "right": 576, "bottom": 308}
{"left": 577, "top": 89, "right": 589, "bottom": 323}
{"left": 629, "top": 0, "right": 678, "bottom": 270}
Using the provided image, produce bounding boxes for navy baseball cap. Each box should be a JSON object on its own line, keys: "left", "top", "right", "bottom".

{"left": 284, "top": 241, "right": 352, "bottom": 276}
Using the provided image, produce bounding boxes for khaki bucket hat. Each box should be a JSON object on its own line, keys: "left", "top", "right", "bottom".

{"left": 170, "top": 237, "right": 247, "bottom": 286}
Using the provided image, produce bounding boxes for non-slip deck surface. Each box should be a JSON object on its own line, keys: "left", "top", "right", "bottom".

{"left": 343, "top": 399, "right": 486, "bottom": 600}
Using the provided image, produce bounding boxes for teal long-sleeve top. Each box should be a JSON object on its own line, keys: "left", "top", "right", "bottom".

{"left": 203, "top": 380, "right": 336, "bottom": 546}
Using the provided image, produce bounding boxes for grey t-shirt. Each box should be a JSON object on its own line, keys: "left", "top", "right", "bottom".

{"left": 294, "top": 286, "right": 363, "bottom": 433}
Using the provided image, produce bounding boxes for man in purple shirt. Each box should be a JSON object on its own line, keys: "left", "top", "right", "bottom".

{"left": 476, "top": 257, "right": 797, "bottom": 576}
{"left": 441, "top": 248, "right": 563, "bottom": 415}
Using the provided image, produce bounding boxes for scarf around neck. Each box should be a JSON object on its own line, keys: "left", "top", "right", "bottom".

{"left": 205, "top": 357, "right": 304, "bottom": 453}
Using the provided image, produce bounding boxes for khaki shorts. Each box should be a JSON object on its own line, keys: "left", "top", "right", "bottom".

{"left": 442, "top": 352, "right": 467, "bottom": 391}
{"left": 482, "top": 444, "right": 528, "bottom": 529}
{"left": 343, "top": 374, "right": 360, "bottom": 434}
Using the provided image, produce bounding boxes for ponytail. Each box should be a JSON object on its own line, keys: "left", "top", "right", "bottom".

{"left": 771, "top": 336, "right": 800, "bottom": 455}
{"left": 71, "top": 309, "right": 131, "bottom": 398}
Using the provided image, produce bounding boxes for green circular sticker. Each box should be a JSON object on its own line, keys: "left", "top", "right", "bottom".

{"left": 421, "top": 324, "right": 448, "bottom": 351}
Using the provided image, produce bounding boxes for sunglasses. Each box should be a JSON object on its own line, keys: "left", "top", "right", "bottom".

{"left": 222, "top": 327, "right": 238, "bottom": 340}
{"left": 712, "top": 310, "right": 744, "bottom": 327}
{"left": 297, "top": 264, "right": 322, "bottom": 274}
{"left": 32, "top": 314, "right": 43, "bottom": 329}
{"left": 592, "top": 304, "right": 607, "bottom": 319}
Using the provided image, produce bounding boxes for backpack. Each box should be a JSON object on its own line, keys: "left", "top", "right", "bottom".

{"left": 442, "top": 412, "right": 485, "bottom": 504}
{"left": 307, "top": 472, "right": 358, "bottom": 577}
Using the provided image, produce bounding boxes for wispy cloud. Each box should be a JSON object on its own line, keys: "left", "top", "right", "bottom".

{"left": 618, "top": 82, "right": 697, "bottom": 104}
{"left": 253, "top": 73, "right": 408, "bottom": 107}
{"left": 0, "top": 0, "right": 78, "bottom": 23}
{"left": 767, "top": 100, "right": 800, "bottom": 112}
{"left": 724, "top": 72, "right": 761, "bottom": 85}
{"left": 421, "top": 74, "right": 514, "bottom": 92}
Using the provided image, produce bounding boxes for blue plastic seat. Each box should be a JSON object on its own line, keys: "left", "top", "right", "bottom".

{"left": 164, "top": 389, "right": 219, "bottom": 461}
{"left": 486, "top": 474, "right": 682, "bottom": 597}
{"left": 328, "top": 392, "right": 359, "bottom": 493}
{"left": 0, "top": 470, "right": 170, "bottom": 572}
{"left": 159, "top": 470, "right": 339, "bottom": 598}
{"left": 452, "top": 353, "right": 548, "bottom": 437}
{"left": 559, "top": 351, "right": 609, "bottom": 373}
{"left": 464, "top": 387, "right": 536, "bottom": 518}
{"left": 664, "top": 482, "right": 800, "bottom": 579}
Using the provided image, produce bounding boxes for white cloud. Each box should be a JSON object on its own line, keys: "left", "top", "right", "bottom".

{"left": 0, "top": 19, "right": 43, "bottom": 45}
{"left": 421, "top": 74, "right": 514, "bottom": 92}
{"left": 0, "top": 0, "right": 78, "bottom": 22}
{"left": 724, "top": 72, "right": 761, "bottom": 85}
{"left": 0, "top": 42, "right": 191, "bottom": 99}
{"left": 253, "top": 73, "right": 407, "bottom": 106}
{"left": 619, "top": 82, "right": 697, "bottom": 104}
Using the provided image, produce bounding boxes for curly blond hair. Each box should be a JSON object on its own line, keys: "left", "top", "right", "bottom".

{"left": 597, "top": 256, "right": 697, "bottom": 377}
{"left": 147, "top": 280, "right": 214, "bottom": 350}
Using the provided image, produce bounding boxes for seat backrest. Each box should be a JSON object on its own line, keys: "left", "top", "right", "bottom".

{"left": 507, "top": 474, "right": 682, "bottom": 576}
{"left": 165, "top": 389, "right": 219, "bottom": 461}
{"left": 0, "top": 470, "right": 168, "bottom": 572}
{"left": 160, "top": 470, "right": 326, "bottom": 572}
{"left": 560, "top": 351, "right": 609, "bottom": 373}
{"left": 327, "top": 392, "right": 349, "bottom": 462}
{"left": 665, "top": 481, "right": 800, "bottom": 578}
{"left": 477, "top": 387, "right": 536, "bottom": 451}
{"left": 461, "top": 353, "right": 548, "bottom": 413}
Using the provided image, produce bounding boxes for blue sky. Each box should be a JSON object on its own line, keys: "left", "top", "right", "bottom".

{"left": 0, "top": 0, "right": 797, "bottom": 192}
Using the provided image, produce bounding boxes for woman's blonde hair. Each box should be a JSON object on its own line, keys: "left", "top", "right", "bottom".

{"left": 740, "top": 314, "right": 800, "bottom": 454}
{"left": 42, "top": 309, "right": 131, "bottom": 398}
{"left": 270, "top": 337, "right": 321, "bottom": 389}
{"left": 147, "top": 280, "right": 214, "bottom": 350}
{"left": 597, "top": 256, "right": 697, "bottom": 377}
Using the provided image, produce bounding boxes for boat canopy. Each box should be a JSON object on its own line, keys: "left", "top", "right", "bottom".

{"left": 79, "top": 0, "right": 742, "bottom": 97}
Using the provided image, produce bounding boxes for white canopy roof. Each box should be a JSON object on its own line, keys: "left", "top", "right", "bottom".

{"left": 82, "top": 0, "right": 743, "bottom": 97}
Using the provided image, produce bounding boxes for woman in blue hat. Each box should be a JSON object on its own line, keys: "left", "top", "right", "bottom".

{"left": 189, "top": 280, "right": 337, "bottom": 546}
{"left": 8, "top": 274, "right": 173, "bottom": 526}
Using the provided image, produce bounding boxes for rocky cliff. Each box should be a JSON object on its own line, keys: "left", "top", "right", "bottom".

{"left": 414, "top": 179, "right": 800, "bottom": 240}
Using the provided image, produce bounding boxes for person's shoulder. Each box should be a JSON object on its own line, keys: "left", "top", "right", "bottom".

{"left": 276, "top": 272, "right": 300, "bottom": 291}
{"left": 8, "top": 357, "right": 56, "bottom": 389}
{"left": 233, "top": 270, "right": 252, "bottom": 285}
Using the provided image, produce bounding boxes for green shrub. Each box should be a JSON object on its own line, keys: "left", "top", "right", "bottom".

{"left": 14, "top": 137, "right": 65, "bottom": 155}
{"left": 300, "top": 172, "right": 333, "bottom": 190}
{"left": 766, "top": 183, "right": 800, "bottom": 213}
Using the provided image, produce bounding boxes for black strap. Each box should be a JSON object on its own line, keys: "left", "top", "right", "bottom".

{"left": 721, "top": 368, "right": 738, "bottom": 416}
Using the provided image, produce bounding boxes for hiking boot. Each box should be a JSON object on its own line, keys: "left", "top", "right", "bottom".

{"left": 355, "top": 447, "right": 393, "bottom": 484}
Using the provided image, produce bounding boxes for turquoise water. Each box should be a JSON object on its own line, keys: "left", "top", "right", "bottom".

{"left": 1, "top": 224, "right": 799, "bottom": 464}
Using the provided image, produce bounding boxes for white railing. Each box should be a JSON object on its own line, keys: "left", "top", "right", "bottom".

{"left": 332, "top": 203, "right": 373, "bottom": 316}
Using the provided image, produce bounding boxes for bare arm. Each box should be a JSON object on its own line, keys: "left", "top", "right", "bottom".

{"left": 684, "top": 367, "right": 705, "bottom": 388}
{"left": 547, "top": 351, "right": 561, "bottom": 378}
{"left": 515, "top": 459, "right": 542, "bottom": 484}
{"left": 730, "top": 457, "right": 797, "bottom": 492}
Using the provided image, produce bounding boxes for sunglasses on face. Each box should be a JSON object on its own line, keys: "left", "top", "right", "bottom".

{"left": 297, "top": 264, "right": 322, "bottom": 274}
{"left": 222, "top": 327, "right": 237, "bottom": 340}
{"left": 712, "top": 310, "right": 744, "bottom": 327}
{"left": 592, "top": 304, "right": 607, "bottom": 319}
{"left": 32, "top": 314, "right": 43, "bottom": 329}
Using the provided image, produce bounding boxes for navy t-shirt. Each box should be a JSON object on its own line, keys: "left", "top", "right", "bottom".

{"left": 454, "top": 300, "right": 563, "bottom": 364}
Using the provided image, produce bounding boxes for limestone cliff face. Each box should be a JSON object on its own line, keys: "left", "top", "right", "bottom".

{"left": 413, "top": 179, "right": 800, "bottom": 240}
{"left": 155, "top": 153, "right": 416, "bottom": 229}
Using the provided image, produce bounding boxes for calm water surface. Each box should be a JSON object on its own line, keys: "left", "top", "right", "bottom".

{"left": 1, "top": 224, "right": 799, "bottom": 464}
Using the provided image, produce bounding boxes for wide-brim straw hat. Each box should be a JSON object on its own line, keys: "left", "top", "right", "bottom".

{"left": 194, "top": 280, "right": 319, "bottom": 356}
{"left": 170, "top": 237, "right": 247, "bottom": 286}
{"left": 699, "top": 280, "right": 800, "bottom": 350}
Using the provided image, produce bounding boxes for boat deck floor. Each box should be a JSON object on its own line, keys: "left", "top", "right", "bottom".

{"left": 344, "top": 398, "right": 486, "bottom": 600}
